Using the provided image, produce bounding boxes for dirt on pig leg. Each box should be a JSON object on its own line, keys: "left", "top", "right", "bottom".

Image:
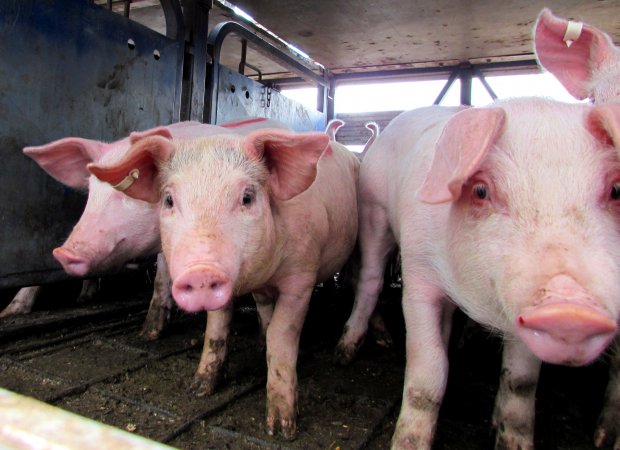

{"left": 140, "top": 254, "right": 174, "bottom": 340}
{"left": 191, "top": 304, "right": 234, "bottom": 396}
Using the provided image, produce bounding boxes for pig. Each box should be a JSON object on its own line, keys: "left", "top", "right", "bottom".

{"left": 0, "top": 280, "right": 98, "bottom": 318}
{"left": 535, "top": 11, "right": 620, "bottom": 448}
{"left": 19, "top": 118, "right": 291, "bottom": 397}
{"left": 87, "top": 128, "right": 359, "bottom": 439}
{"left": 534, "top": 8, "right": 620, "bottom": 103}
{"left": 335, "top": 97, "right": 620, "bottom": 449}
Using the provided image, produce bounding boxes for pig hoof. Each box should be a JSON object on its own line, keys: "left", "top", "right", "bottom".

{"left": 333, "top": 338, "right": 363, "bottom": 366}
{"left": 189, "top": 374, "right": 219, "bottom": 397}
{"left": 494, "top": 426, "right": 534, "bottom": 450}
{"left": 139, "top": 327, "right": 162, "bottom": 341}
{"left": 265, "top": 414, "right": 297, "bottom": 441}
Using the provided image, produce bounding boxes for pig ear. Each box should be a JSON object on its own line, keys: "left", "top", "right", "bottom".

{"left": 129, "top": 126, "right": 173, "bottom": 145}
{"left": 244, "top": 129, "right": 329, "bottom": 200}
{"left": 534, "top": 8, "right": 616, "bottom": 100}
{"left": 417, "top": 108, "right": 505, "bottom": 204}
{"left": 325, "top": 119, "right": 345, "bottom": 141}
{"left": 586, "top": 104, "right": 620, "bottom": 148}
{"left": 23, "top": 137, "right": 103, "bottom": 189}
{"left": 87, "top": 135, "right": 175, "bottom": 203}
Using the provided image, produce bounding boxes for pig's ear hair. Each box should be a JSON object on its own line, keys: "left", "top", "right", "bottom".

{"left": 417, "top": 107, "right": 505, "bottom": 204}
{"left": 87, "top": 135, "right": 174, "bottom": 203}
{"left": 244, "top": 129, "right": 329, "bottom": 200}
{"left": 534, "top": 8, "right": 616, "bottom": 100}
{"left": 23, "top": 137, "right": 103, "bottom": 189}
{"left": 129, "top": 126, "right": 173, "bottom": 145}
{"left": 587, "top": 104, "right": 620, "bottom": 148}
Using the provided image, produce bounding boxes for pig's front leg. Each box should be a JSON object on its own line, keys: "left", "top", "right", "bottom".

{"left": 335, "top": 203, "right": 395, "bottom": 364}
{"left": 0, "top": 286, "right": 42, "bottom": 318}
{"left": 492, "top": 338, "right": 541, "bottom": 450}
{"left": 191, "top": 303, "right": 234, "bottom": 396}
{"left": 595, "top": 336, "right": 620, "bottom": 448}
{"left": 76, "top": 278, "right": 100, "bottom": 303}
{"left": 140, "top": 253, "right": 174, "bottom": 340}
{"left": 253, "top": 293, "right": 275, "bottom": 352}
{"left": 265, "top": 277, "right": 314, "bottom": 440}
{"left": 392, "top": 276, "right": 451, "bottom": 449}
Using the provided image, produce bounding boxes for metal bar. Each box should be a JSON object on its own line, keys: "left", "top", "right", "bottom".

{"left": 473, "top": 67, "right": 498, "bottom": 101}
{"left": 184, "top": 0, "right": 211, "bottom": 122}
{"left": 159, "top": 0, "right": 184, "bottom": 41}
{"left": 459, "top": 63, "right": 473, "bottom": 106}
{"left": 123, "top": 0, "right": 130, "bottom": 18}
{"left": 332, "top": 59, "right": 539, "bottom": 84}
{"left": 239, "top": 39, "right": 247, "bottom": 74}
{"left": 433, "top": 69, "right": 459, "bottom": 105}
{"left": 207, "top": 21, "right": 330, "bottom": 124}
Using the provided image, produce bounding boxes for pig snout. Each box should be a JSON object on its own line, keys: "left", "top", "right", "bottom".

{"left": 515, "top": 275, "right": 617, "bottom": 366}
{"left": 172, "top": 264, "right": 233, "bottom": 312}
{"left": 53, "top": 247, "right": 91, "bottom": 277}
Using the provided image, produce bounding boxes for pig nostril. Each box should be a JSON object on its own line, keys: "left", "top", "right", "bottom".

{"left": 210, "top": 282, "right": 220, "bottom": 290}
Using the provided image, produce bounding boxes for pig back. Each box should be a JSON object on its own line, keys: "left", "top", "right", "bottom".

{"left": 276, "top": 141, "right": 360, "bottom": 283}
{"left": 360, "top": 106, "right": 462, "bottom": 241}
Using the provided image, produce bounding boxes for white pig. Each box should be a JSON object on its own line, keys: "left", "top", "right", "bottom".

{"left": 336, "top": 98, "right": 620, "bottom": 449}
{"left": 15, "top": 118, "right": 291, "bottom": 397}
{"left": 534, "top": 10, "right": 620, "bottom": 448}
{"left": 88, "top": 129, "right": 359, "bottom": 439}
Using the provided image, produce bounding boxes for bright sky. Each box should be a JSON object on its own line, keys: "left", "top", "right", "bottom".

{"left": 282, "top": 72, "right": 582, "bottom": 114}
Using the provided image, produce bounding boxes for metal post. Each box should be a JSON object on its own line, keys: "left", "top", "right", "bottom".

{"left": 433, "top": 69, "right": 458, "bottom": 105}
{"left": 459, "top": 62, "right": 473, "bottom": 106}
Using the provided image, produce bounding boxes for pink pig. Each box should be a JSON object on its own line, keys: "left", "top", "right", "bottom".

{"left": 336, "top": 98, "right": 620, "bottom": 449}
{"left": 7, "top": 119, "right": 291, "bottom": 399}
{"left": 534, "top": 11, "right": 620, "bottom": 448}
{"left": 535, "top": 8, "right": 620, "bottom": 103}
{"left": 88, "top": 129, "right": 359, "bottom": 439}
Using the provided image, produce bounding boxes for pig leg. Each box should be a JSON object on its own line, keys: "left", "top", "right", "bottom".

{"left": 492, "top": 338, "right": 541, "bottom": 450}
{"left": 392, "top": 274, "right": 452, "bottom": 449}
{"left": 253, "top": 293, "right": 274, "bottom": 352}
{"left": 594, "top": 336, "right": 620, "bottom": 448}
{"left": 76, "top": 278, "right": 100, "bottom": 303}
{"left": 0, "top": 286, "right": 42, "bottom": 318}
{"left": 140, "top": 253, "right": 174, "bottom": 340}
{"left": 335, "top": 204, "right": 395, "bottom": 364}
{"left": 265, "top": 278, "right": 314, "bottom": 440}
{"left": 191, "top": 304, "right": 234, "bottom": 396}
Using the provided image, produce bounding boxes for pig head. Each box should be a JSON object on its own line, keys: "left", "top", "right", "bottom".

{"left": 23, "top": 133, "right": 162, "bottom": 276}
{"left": 87, "top": 129, "right": 337, "bottom": 312}
{"left": 535, "top": 8, "right": 620, "bottom": 103}
{"left": 417, "top": 100, "right": 620, "bottom": 366}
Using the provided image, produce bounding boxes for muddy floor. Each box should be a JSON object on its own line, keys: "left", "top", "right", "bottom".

{"left": 0, "top": 271, "right": 610, "bottom": 449}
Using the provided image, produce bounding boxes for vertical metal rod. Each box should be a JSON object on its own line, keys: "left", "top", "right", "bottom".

{"left": 123, "top": 0, "right": 131, "bottom": 18}
{"left": 459, "top": 63, "right": 473, "bottom": 106}
{"left": 433, "top": 69, "right": 458, "bottom": 105}
{"left": 107, "top": 0, "right": 112, "bottom": 10}
{"left": 239, "top": 39, "right": 248, "bottom": 75}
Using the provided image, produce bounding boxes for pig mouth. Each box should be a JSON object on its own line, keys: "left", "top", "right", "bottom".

{"left": 516, "top": 300, "right": 617, "bottom": 366}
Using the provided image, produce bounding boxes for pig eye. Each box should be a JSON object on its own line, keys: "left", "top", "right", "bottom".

{"left": 473, "top": 184, "right": 488, "bottom": 200}
{"left": 242, "top": 188, "right": 255, "bottom": 206}
{"left": 611, "top": 183, "right": 620, "bottom": 201}
{"left": 163, "top": 192, "right": 174, "bottom": 209}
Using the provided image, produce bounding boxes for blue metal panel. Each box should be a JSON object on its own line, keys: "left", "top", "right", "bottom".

{"left": 0, "top": 0, "right": 184, "bottom": 288}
